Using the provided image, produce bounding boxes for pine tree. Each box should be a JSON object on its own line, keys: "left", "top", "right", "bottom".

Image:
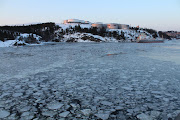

{"left": 112, "top": 31, "right": 117, "bottom": 38}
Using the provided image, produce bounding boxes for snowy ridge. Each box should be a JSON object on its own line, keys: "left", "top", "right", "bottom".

{"left": 18, "top": 33, "right": 42, "bottom": 41}
{"left": 56, "top": 24, "right": 158, "bottom": 42}
{"left": 63, "top": 33, "right": 119, "bottom": 42}
{"left": 108, "top": 29, "right": 153, "bottom": 40}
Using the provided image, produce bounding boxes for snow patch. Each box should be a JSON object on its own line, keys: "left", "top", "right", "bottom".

{"left": 0, "top": 40, "right": 16, "bottom": 47}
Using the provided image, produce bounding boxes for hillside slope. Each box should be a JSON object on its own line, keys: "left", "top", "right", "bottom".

{"left": 0, "top": 22, "right": 171, "bottom": 47}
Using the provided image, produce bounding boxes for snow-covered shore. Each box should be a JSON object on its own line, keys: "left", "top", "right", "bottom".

{"left": 0, "top": 40, "right": 17, "bottom": 47}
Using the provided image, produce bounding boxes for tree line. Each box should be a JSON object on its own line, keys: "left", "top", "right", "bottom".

{"left": 0, "top": 22, "right": 59, "bottom": 42}
{"left": 0, "top": 30, "right": 18, "bottom": 41}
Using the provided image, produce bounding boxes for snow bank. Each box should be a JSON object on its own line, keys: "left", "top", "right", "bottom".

{"left": 80, "top": 24, "right": 91, "bottom": 29}
{"left": 63, "top": 33, "right": 104, "bottom": 42}
{"left": 0, "top": 33, "right": 42, "bottom": 47}
{"left": 0, "top": 40, "right": 16, "bottom": 47}
{"left": 57, "top": 24, "right": 157, "bottom": 42}
{"left": 63, "top": 33, "right": 120, "bottom": 42}
{"left": 108, "top": 29, "right": 154, "bottom": 41}
{"left": 19, "top": 33, "right": 42, "bottom": 40}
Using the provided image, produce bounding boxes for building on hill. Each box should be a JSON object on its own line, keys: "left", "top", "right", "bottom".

{"left": 107, "top": 23, "right": 119, "bottom": 29}
{"left": 91, "top": 22, "right": 106, "bottom": 28}
{"left": 106, "top": 23, "right": 129, "bottom": 29}
{"left": 118, "top": 24, "right": 129, "bottom": 29}
{"left": 63, "top": 19, "right": 90, "bottom": 24}
{"left": 63, "top": 19, "right": 130, "bottom": 30}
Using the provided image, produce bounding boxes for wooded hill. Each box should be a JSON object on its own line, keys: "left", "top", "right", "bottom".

{"left": 0, "top": 23, "right": 59, "bottom": 41}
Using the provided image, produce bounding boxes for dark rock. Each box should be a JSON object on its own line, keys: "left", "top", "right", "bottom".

{"left": 71, "top": 99, "right": 81, "bottom": 106}
{"left": 111, "top": 110, "right": 119, "bottom": 115}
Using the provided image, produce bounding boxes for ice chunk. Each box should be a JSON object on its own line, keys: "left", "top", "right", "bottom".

{"left": 115, "top": 106, "right": 124, "bottom": 110}
{"left": 21, "top": 112, "right": 30, "bottom": 116}
{"left": 59, "top": 111, "right": 70, "bottom": 118}
{"left": 81, "top": 109, "right": 91, "bottom": 116}
{"left": 150, "top": 111, "right": 160, "bottom": 119}
{"left": 0, "top": 110, "right": 10, "bottom": 118}
{"left": 12, "top": 93, "right": 23, "bottom": 97}
{"left": 42, "top": 111, "right": 56, "bottom": 117}
{"left": 95, "top": 113, "right": 109, "bottom": 120}
{"left": 47, "top": 102, "right": 63, "bottom": 110}
{"left": 163, "top": 98, "right": 169, "bottom": 102}
{"left": 20, "top": 106, "right": 31, "bottom": 112}
{"left": 122, "top": 86, "right": 133, "bottom": 91}
{"left": 101, "top": 101, "right": 113, "bottom": 106}
{"left": 137, "top": 113, "right": 153, "bottom": 120}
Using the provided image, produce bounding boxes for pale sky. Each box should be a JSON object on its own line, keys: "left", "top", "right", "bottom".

{"left": 0, "top": 0, "right": 180, "bottom": 31}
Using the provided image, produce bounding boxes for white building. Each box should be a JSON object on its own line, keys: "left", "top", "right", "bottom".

{"left": 118, "top": 24, "right": 129, "bottom": 29}
{"left": 63, "top": 19, "right": 130, "bottom": 30}
{"left": 91, "top": 22, "right": 105, "bottom": 28}
{"left": 107, "top": 23, "right": 119, "bottom": 29}
{"left": 107, "top": 23, "right": 129, "bottom": 29}
{"left": 63, "top": 19, "right": 90, "bottom": 24}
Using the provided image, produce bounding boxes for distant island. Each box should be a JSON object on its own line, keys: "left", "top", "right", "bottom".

{"left": 0, "top": 19, "right": 178, "bottom": 47}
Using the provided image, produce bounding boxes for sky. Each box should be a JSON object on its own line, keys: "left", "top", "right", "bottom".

{"left": 0, "top": 0, "right": 180, "bottom": 31}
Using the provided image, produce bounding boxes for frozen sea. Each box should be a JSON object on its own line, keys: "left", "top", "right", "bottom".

{"left": 0, "top": 40, "right": 180, "bottom": 120}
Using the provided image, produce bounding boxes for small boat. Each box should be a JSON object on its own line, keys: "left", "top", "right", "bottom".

{"left": 137, "top": 39, "right": 164, "bottom": 43}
